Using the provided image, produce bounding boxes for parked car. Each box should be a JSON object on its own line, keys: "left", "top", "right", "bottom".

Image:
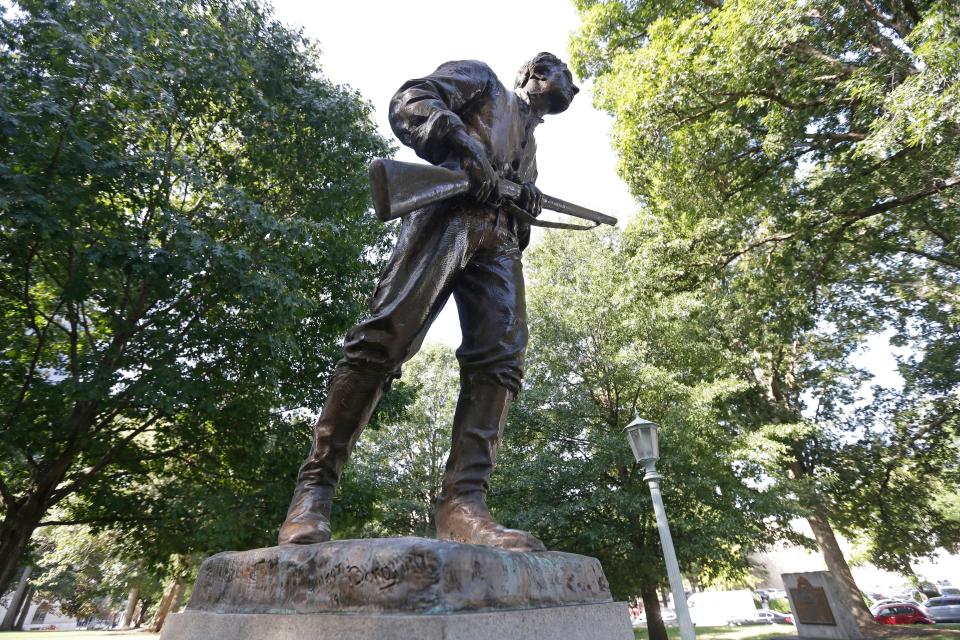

{"left": 873, "top": 604, "right": 934, "bottom": 625}
{"left": 729, "top": 610, "right": 795, "bottom": 626}
{"left": 926, "top": 597, "right": 960, "bottom": 623}
{"left": 871, "top": 598, "right": 911, "bottom": 609}
{"left": 764, "top": 610, "right": 795, "bottom": 625}
{"left": 940, "top": 587, "right": 960, "bottom": 597}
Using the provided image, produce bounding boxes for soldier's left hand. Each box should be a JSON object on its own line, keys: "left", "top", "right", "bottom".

{"left": 519, "top": 182, "right": 543, "bottom": 217}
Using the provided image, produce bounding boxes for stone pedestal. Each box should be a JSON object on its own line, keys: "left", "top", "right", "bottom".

{"left": 782, "top": 571, "right": 864, "bottom": 640}
{"left": 161, "top": 536, "right": 632, "bottom": 640}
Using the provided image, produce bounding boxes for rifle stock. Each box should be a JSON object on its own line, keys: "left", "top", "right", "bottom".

{"left": 368, "top": 158, "right": 617, "bottom": 227}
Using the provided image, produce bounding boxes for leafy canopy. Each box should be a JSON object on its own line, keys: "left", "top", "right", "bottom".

{"left": 492, "top": 228, "right": 798, "bottom": 598}
{"left": 569, "top": 0, "right": 960, "bottom": 576}
{"left": 0, "top": 0, "right": 391, "bottom": 586}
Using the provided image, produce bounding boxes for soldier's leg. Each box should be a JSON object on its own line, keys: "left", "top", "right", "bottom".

{"left": 279, "top": 209, "right": 479, "bottom": 545}
{"left": 436, "top": 230, "right": 545, "bottom": 552}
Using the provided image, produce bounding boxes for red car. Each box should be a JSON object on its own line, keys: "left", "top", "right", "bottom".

{"left": 873, "top": 604, "right": 934, "bottom": 625}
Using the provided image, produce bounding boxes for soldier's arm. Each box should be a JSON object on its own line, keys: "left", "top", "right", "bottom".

{"left": 389, "top": 60, "right": 498, "bottom": 202}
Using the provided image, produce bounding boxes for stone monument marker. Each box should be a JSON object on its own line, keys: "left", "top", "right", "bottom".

{"left": 782, "top": 571, "right": 865, "bottom": 640}
{"left": 161, "top": 53, "right": 628, "bottom": 640}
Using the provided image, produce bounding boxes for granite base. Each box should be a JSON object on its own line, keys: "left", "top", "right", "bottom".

{"left": 162, "top": 602, "right": 633, "bottom": 640}
{"left": 160, "top": 537, "right": 632, "bottom": 640}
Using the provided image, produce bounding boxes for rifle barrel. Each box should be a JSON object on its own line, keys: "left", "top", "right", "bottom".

{"left": 500, "top": 179, "right": 617, "bottom": 226}
{"left": 369, "top": 159, "right": 617, "bottom": 227}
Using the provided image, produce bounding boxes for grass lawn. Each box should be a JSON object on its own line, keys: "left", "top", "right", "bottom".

{"left": 643, "top": 624, "right": 798, "bottom": 640}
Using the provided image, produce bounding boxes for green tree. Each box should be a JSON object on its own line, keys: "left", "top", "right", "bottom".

{"left": 0, "top": 0, "right": 390, "bottom": 591}
{"left": 569, "top": 0, "right": 959, "bottom": 627}
{"left": 28, "top": 523, "right": 158, "bottom": 621}
{"left": 337, "top": 345, "right": 458, "bottom": 539}
{"left": 492, "top": 229, "right": 798, "bottom": 640}
{"left": 827, "top": 390, "right": 960, "bottom": 579}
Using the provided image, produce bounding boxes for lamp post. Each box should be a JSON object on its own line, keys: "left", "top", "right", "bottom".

{"left": 624, "top": 416, "right": 696, "bottom": 640}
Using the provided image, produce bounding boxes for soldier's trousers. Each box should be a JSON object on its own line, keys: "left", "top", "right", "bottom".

{"left": 295, "top": 203, "right": 528, "bottom": 489}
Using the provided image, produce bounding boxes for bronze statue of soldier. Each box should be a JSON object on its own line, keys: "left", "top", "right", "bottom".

{"left": 278, "top": 52, "right": 580, "bottom": 552}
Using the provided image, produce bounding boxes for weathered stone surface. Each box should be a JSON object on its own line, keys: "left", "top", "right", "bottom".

{"left": 186, "top": 537, "right": 612, "bottom": 615}
{"left": 162, "top": 602, "right": 634, "bottom": 640}
{"left": 782, "top": 571, "right": 865, "bottom": 640}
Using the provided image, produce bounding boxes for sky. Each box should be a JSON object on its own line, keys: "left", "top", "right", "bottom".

{"left": 267, "top": 0, "right": 901, "bottom": 390}
{"left": 269, "top": 0, "right": 637, "bottom": 347}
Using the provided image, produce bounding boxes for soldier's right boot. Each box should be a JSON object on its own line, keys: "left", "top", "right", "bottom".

{"left": 435, "top": 375, "right": 546, "bottom": 552}
{"left": 278, "top": 365, "right": 388, "bottom": 545}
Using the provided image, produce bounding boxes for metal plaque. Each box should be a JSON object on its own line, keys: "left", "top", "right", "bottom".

{"left": 790, "top": 577, "right": 837, "bottom": 626}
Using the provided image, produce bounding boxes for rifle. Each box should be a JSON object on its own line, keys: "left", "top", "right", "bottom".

{"left": 368, "top": 159, "right": 618, "bottom": 229}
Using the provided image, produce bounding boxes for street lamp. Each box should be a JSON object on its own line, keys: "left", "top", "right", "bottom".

{"left": 624, "top": 416, "right": 696, "bottom": 640}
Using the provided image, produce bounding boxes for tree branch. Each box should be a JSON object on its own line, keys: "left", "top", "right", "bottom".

{"left": 860, "top": 0, "right": 921, "bottom": 74}
{"left": 841, "top": 175, "right": 960, "bottom": 221}
{"left": 50, "top": 414, "right": 162, "bottom": 503}
{"left": 861, "top": 0, "right": 911, "bottom": 40}
{"left": 898, "top": 0, "right": 920, "bottom": 26}
{"left": 0, "top": 476, "right": 15, "bottom": 510}
{"left": 3, "top": 296, "right": 66, "bottom": 433}
{"left": 37, "top": 516, "right": 159, "bottom": 527}
{"left": 886, "top": 245, "right": 960, "bottom": 270}
{"left": 859, "top": 147, "right": 913, "bottom": 177}
{"left": 669, "top": 97, "right": 738, "bottom": 129}
{"left": 705, "top": 232, "right": 798, "bottom": 271}
{"left": 721, "top": 90, "right": 830, "bottom": 111}
{"left": 698, "top": 175, "right": 960, "bottom": 277}
{"left": 784, "top": 41, "right": 857, "bottom": 75}
{"left": 805, "top": 132, "right": 868, "bottom": 142}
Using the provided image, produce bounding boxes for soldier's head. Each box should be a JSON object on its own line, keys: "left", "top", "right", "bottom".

{"left": 515, "top": 52, "right": 579, "bottom": 116}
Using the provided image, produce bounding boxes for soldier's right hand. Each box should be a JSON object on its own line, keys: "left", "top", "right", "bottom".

{"left": 451, "top": 130, "right": 499, "bottom": 203}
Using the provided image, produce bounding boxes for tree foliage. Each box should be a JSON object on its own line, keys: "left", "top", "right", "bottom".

{"left": 337, "top": 345, "right": 457, "bottom": 539}
{"left": 0, "top": 0, "right": 390, "bottom": 591}
{"left": 28, "top": 523, "right": 158, "bottom": 620}
{"left": 491, "top": 229, "right": 798, "bottom": 601}
{"left": 827, "top": 390, "right": 960, "bottom": 575}
{"left": 569, "top": 0, "right": 960, "bottom": 591}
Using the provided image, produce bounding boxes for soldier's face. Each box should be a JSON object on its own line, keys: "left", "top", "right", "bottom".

{"left": 527, "top": 62, "right": 580, "bottom": 114}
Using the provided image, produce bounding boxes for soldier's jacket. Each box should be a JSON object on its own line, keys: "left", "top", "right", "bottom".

{"left": 389, "top": 59, "right": 539, "bottom": 250}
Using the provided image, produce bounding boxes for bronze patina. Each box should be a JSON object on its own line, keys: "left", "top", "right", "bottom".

{"left": 279, "top": 53, "right": 601, "bottom": 552}
{"left": 790, "top": 577, "right": 838, "bottom": 626}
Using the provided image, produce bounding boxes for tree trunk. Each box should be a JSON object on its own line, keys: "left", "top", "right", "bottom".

{"left": 642, "top": 585, "right": 669, "bottom": 640}
{"left": 132, "top": 598, "right": 146, "bottom": 628}
{"left": 0, "top": 521, "right": 34, "bottom": 598}
{"left": 0, "top": 565, "right": 32, "bottom": 630}
{"left": 0, "top": 402, "right": 99, "bottom": 592}
{"left": 14, "top": 586, "right": 33, "bottom": 630}
{"left": 171, "top": 582, "right": 187, "bottom": 613}
{"left": 148, "top": 579, "right": 184, "bottom": 633}
{"left": 120, "top": 586, "right": 140, "bottom": 628}
{"left": 806, "top": 501, "right": 877, "bottom": 630}
{"left": 689, "top": 574, "right": 701, "bottom": 593}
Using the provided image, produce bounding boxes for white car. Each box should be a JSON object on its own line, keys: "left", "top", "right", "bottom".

{"left": 871, "top": 598, "right": 911, "bottom": 611}
{"left": 926, "top": 597, "right": 960, "bottom": 623}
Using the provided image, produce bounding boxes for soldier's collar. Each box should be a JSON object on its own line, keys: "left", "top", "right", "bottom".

{"left": 516, "top": 94, "right": 545, "bottom": 126}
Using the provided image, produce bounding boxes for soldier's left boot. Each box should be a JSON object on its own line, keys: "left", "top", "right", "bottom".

{"left": 434, "top": 375, "right": 546, "bottom": 552}
{"left": 278, "top": 365, "right": 390, "bottom": 545}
